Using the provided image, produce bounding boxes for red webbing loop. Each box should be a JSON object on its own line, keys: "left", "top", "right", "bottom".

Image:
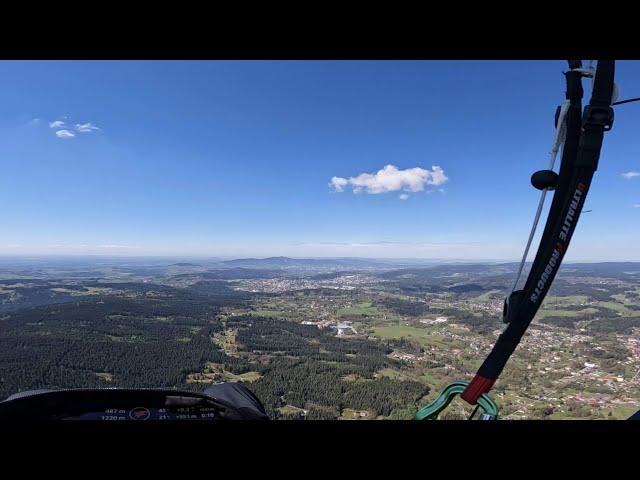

{"left": 460, "top": 375, "right": 495, "bottom": 405}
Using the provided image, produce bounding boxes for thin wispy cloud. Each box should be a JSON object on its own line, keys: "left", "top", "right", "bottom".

{"left": 55, "top": 129, "right": 76, "bottom": 139}
{"left": 47, "top": 244, "right": 90, "bottom": 248}
{"left": 47, "top": 118, "right": 100, "bottom": 139}
{"left": 329, "top": 164, "right": 449, "bottom": 199}
{"left": 634, "top": 204, "right": 640, "bottom": 209}
{"left": 287, "top": 239, "right": 513, "bottom": 260}
{"left": 621, "top": 171, "right": 640, "bottom": 180}
{"left": 296, "top": 240, "right": 484, "bottom": 248}
{"left": 43, "top": 243, "right": 141, "bottom": 250}
{"left": 75, "top": 122, "right": 100, "bottom": 133}
{"left": 399, "top": 193, "right": 410, "bottom": 200}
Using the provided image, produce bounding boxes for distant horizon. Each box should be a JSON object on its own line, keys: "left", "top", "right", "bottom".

{"left": 1, "top": 253, "right": 639, "bottom": 265}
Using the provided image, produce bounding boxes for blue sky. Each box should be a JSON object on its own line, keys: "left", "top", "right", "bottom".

{"left": 0, "top": 60, "right": 639, "bottom": 261}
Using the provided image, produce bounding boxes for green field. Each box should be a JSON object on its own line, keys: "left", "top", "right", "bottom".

{"left": 337, "top": 302, "right": 380, "bottom": 317}
{"left": 609, "top": 403, "right": 640, "bottom": 419}
{"left": 595, "top": 301, "right": 635, "bottom": 316}
{"left": 536, "top": 307, "right": 598, "bottom": 319}
{"left": 253, "top": 309, "right": 289, "bottom": 318}
{"left": 235, "top": 371, "right": 262, "bottom": 382}
{"left": 371, "top": 325, "right": 467, "bottom": 350}
{"left": 611, "top": 291, "right": 640, "bottom": 306}
{"left": 278, "top": 405, "right": 306, "bottom": 417}
{"left": 474, "top": 290, "right": 502, "bottom": 302}
{"left": 550, "top": 403, "right": 640, "bottom": 420}
{"left": 545, "top": 295, "right": 590, "bottom": 306}
{"left": 187, "top": 366, "right": 262, "bottom": 385}
{"left": 339, "top": 408, "right": 372, "bottom": 420}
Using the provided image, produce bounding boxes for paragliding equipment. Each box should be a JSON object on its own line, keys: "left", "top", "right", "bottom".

{"left": 415, "top": 60, "right": 617, "bottom": 420}
{"left": 414, "top": 381, "right": 498, "bottom": 420}
{"left": 0, "top": 383, "right": 270, "bottom": 421}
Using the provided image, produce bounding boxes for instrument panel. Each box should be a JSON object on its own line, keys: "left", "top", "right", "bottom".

{"left": 62, "top": 405, "right": 223, "bottom": 421}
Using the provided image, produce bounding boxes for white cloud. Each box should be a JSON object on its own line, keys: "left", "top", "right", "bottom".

{"left": 96, "top": 244, "right": 141, "bottom": 249}
{"left": 47, "top": 244, "right": 90, "bottom": 248}
{"left": 399, "top": 193, "right": 410, "bottom": 200}
{"left": 48, "top": 119, "right": 100, "bottom": 138}
{"left": 76, "top": 122, "right": 100, "bottom": 133}
{"left": 634, "top": 204, "right": 640, "bottom": 209}
{"left": 55, "top": 129, "right": 76, "bottom": 138}
{"left": 329, "top": 164, "right": 448, "bottom": 195}
{"left": 329, "top": 176, "right": 349, "bottom": 192}
{"left": 621, "top": 171, "right": 640, "bottom": 180}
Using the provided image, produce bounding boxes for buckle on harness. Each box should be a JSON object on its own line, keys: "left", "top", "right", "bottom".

{"left": 413, "top": 381, "right": 499, "bottom": 420}
{"left": 583, "top": 105, "right": 614, "bottom": 131}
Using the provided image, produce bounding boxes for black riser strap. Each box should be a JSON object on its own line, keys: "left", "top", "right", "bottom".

{"left": 464, "top": 61, "right": 615, "bottom": 397}
{"left": 478, "top": 169, "right": 593, "bottom": 379}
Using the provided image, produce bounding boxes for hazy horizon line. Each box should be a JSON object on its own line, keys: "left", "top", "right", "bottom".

{"left": 0, "top": 253, "right": 639, "bottom": 265}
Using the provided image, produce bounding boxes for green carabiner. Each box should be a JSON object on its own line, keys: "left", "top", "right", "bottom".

{"left": 413, "top": 381, "right": 499, "bottom": 420}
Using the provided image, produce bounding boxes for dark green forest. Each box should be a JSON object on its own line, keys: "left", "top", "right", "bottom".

{"left": 0, "top": 290, "right": 428, "bottom": 419}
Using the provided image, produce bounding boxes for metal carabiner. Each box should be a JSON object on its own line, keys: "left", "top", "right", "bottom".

{"left": 413, "top": 381, "right": 499, "bottom": 420}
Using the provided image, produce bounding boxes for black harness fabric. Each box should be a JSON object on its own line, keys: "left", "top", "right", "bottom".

{"left": 629, "top": 409, "right": 640, "bottom": 420}
{"left": 472, "top": 61, "right": 615, "bottom": 384}
{"left": 203, "top": 382, "right": 269, "bottom": 420}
